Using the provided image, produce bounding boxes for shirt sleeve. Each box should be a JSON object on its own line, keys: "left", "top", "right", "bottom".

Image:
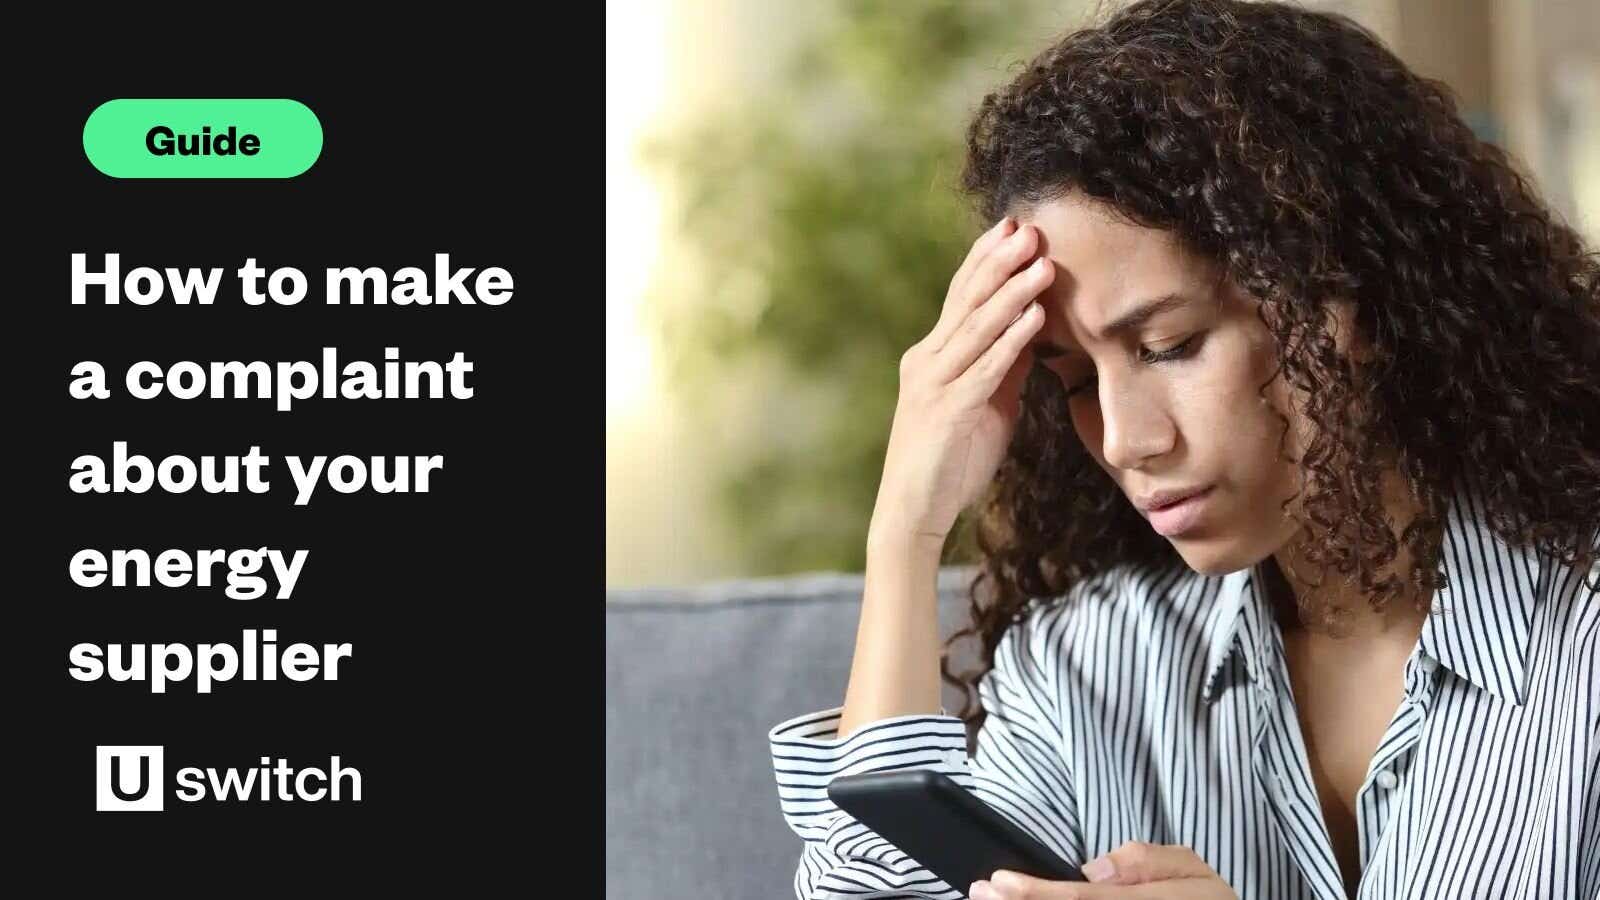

{"left": 768, "top": 607, "right": 1084, "bottom": 899}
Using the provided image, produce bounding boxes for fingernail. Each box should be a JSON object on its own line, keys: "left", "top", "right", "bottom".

{"left": 1082, "top": 855, "right": 1117, "bottom": 882}
{"left": 969, "top": 880, "right": 999, "bottom": 900}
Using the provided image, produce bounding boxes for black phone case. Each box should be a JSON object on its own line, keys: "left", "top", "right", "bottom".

{"left": 826, "top": 769, "right": 1085, "bottom": 893}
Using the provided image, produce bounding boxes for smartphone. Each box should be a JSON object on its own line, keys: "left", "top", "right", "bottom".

{"left": 826, "top": 769, "right": 1085, "bottom": 892}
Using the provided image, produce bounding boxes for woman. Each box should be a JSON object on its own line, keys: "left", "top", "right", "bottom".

{"left": 767, "top": 1, "right": 1600, "bottom": 898}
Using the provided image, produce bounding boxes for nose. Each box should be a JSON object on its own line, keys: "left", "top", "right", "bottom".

{"left": 1098, "top": 377, "right": 1176, "bottom": 471}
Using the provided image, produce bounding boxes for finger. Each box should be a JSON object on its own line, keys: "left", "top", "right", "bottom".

{"left": 928, "top": 220, "right": 1039, "bottom": 352}
{"left": 927, "top": 216, "right": 1016, "bottom": 347}
{"left": 952, "top": 215, "right": 1018, "bottom": 295}
{"left": 987, "top": 321, "right": 1037, "bottom": 416}
{"left": 947, "top": 298, "right": 1044, "bottom": 405}
{"left": 987, "top": 869, "right": 1138, "bottom": 898}
{"left": 934, "top": 252, "right": 1054, "bottom": 384}
{"left": 930, "top": 222, "right": 1038, "bottom": 354}
{"left": 1085, "top": 842, "right": 1214, "bottom": 884}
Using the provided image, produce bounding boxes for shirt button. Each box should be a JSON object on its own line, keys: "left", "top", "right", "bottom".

{"left": 1419, "top": 656, "right": 1438, "bottom": 674}
{"left": 1375, "top": 770, "right": 1398, "bottom": 790}
{"left": 944, "top": 749, "right": 967, "bottom": 767}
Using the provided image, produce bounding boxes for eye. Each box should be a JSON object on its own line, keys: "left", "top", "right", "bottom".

{"left": 1063, "top": 333, "right": 1205, "bottom": 398}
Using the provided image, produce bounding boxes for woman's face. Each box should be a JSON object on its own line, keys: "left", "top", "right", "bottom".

{"left": 1020, "top": 193, "right": 1326, "bottom": 576}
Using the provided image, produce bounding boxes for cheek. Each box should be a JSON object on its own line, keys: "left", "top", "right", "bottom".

{"left": 1058, "top": 330, "right": 1296, "bottom": 474}
{"left": 1175, "top": 336, "right": 1299, "bottom": 469}
{"left": 1232, "top": 307, "right": 1312, "bottom": 460}
{"left": 1253, "top": 357, "right": 1314, "bottom": 465}
{"left": 1220, "top": 344, "right": 1310, "bottom": 518}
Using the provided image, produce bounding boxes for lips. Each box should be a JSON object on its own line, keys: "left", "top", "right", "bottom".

{"left": 1141, "top": 486, "right": 1214, "bottom": 537}
{"left": 1138, "top": 485, "right": 1212, "bottom": 512}
{"left": 1150, "top": 493, "right": 1197, "bottom": 510}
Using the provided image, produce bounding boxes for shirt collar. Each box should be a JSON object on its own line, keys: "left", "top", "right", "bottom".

{"left": 1200, "top": 557, "right": 1273, "bottom": 704}
{"left": 1416, "top": 473, "right": 1543, "bottom": 705}
{"left": 1199, "top": 474, "right": 1543, "bottom": 706}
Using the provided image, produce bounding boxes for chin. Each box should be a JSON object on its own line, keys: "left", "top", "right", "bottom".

{"left": 1168, "top": 536, "right": 1257, "bottom": 578}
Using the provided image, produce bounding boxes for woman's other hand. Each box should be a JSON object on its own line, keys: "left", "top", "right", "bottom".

{"left": 970, "top": 841, "right": 1238, "bottom": 899}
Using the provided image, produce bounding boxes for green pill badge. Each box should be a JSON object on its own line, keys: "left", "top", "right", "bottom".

{"left": 83, "top": 99, "right": 322, "bottom": 178}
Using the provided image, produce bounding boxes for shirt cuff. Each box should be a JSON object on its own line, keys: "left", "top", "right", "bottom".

{"left": 769, "top": 706, "right": 971, "bottom": 778}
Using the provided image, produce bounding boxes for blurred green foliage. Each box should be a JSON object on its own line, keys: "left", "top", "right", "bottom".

{"left": 643, "top": 0, "right": 1083, "bottom": 577}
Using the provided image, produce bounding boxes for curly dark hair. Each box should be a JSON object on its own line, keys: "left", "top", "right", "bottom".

{"left": 940, "top": 0, "right": 1600, "bottom": 737}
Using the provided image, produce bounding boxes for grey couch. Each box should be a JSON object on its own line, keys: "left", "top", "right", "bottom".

{"left": 606, "top": 566, "right": 984, "bottom": 899}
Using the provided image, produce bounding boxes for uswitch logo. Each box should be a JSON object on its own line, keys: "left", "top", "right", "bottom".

{"left": 95, "top": 746, "right": 362, "bottom": 811}
{"left": 96, "top": 746, "right": 164, "bottom": 811}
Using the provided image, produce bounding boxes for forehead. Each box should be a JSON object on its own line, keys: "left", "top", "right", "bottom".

{"left": 1023, "top": 194, "right": 1180, "bottom": 265}
{"left": 1020, "top": 194, "right": 1219, "bottom": 343}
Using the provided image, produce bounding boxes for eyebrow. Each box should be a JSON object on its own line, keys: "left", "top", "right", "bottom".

{"left": 1031, "top": 292, "right": 1193, "bottom": 358}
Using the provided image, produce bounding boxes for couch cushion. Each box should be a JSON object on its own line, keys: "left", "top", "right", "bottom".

{"left": 605, "top": 566, "right": 983, "bottom": 899}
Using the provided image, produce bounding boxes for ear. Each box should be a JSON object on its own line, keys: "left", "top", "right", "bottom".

{"left": 1328, "top": 297, "right": 1373, "bottom": 365}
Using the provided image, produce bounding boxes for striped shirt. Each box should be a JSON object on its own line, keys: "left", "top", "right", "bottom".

{"left": 769, "top": 478, "right": 1599, "bottom": 899}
